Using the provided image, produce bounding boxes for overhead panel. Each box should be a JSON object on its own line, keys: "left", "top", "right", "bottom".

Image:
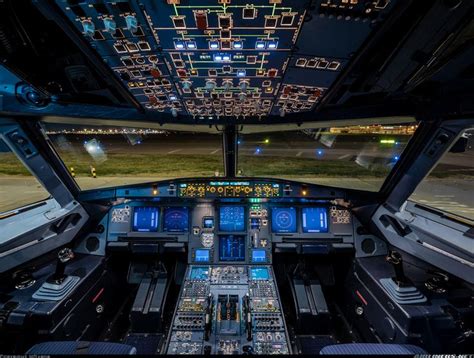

{"left": 51, "top": 0, "right": 396, "bottom": 120}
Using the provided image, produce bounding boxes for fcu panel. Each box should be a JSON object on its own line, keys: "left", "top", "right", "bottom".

{"left": 51, "top": 0, "right": 396, "bottom": 119}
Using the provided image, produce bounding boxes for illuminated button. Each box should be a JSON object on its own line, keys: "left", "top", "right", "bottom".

{"left": 255, "top": 41, "right": 266, "bottom": 49}
{"left": 217, "top": 186, "right": 224, "bottom": 193}
{"left": 174, "top": 41, "right": 185, "bottom": 50}
{"left": 186, "top": 41, "right": 197, "bottom": 49}
{"left": 209, "top": 41, "right": 219, "bottom": 49}
{"left": 267, "top": 41, "right": 278, "bottom": 49}
{"left": 233, "top": 41, "right": 243, "bottom": 49}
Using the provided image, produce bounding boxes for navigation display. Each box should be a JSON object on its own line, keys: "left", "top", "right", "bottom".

{"left": 252, "top": 249, "right": 267, "bottom": 263}
{"left": 272, "top": 207, "right": 297, "bottom": 233}
{"left": 219, "top": 206, "right": 245, "bottom": 232}
{"left": 132, "top": 207, "right": 159, "bottom": 232}
{"left": 302, "top": 207, "right": 329, "bottom": 233}
{"left": 163, "top": 207, "right": 189, "bottom": 232}
{"left": 195, "top": 249, "right": 210, "bottom": 263}
{"left": 219, "top": 235, "right": 246, "bottom": 261}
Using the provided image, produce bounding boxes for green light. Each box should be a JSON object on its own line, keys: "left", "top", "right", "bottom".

{"left": 250, "top": 198, "right": 262, "bottom": 203}
{"left": 380, "top": 139, "right": 396, "bottom": 144}
{"left": 264, "top": 138, "right": 270, "bottom": 144}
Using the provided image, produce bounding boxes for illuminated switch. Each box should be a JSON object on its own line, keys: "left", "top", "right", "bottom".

{"left": 195, "top": 11, "right": 208, "bottom": 30}
{"left": 233, "top": 40, "right": 243, "bottom": 49}
{"left": 267, "top": 41, "right": 278, "bottom": 49}
{"left": 150, "top": 68, "right": 161, "bottom": 78}
{"left": 81, "top": 20, "right": 96, "bottom": 37}
{"left": 268, "top": 69, "right": 278, "bottom": 77}
{"left": 125, "top": 15, "right": 138, "bottom": 34}
{"left": 209, "top": 41, "right": 219, "bottom": 50}
{"left": 148, "top": 96, "right": 158, "bottom": 105}
{"left": 174, "top": 41, "right": 185, "bottom": 50}
{"left": 186, "top": 41, "right": 197, "bottom": 49}
{"left": 103, "top": 18, "right": 117, "bottom": 34}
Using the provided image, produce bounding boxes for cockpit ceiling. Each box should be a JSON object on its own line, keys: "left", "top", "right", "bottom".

{"left": 43, "top": 0, "right": 397, "bottom": 120}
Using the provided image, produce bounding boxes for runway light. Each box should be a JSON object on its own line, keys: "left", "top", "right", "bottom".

{"left": 237, "top": 140, "right": 241, "bottom": 145}
{"left": 316, "top": 149, "right": 324, "bottom": 156}
{"left": 255, "top": 147, "right": 261, "bottom": 154}
{"left": 393, "top": 155, "right": 400, "bottom": 161}
{"left": 264, "top": 138, "right": 270, "bottom": 144}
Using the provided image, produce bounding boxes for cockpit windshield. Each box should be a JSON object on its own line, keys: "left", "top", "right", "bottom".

{"left": 43, "top": 122, "right": 224, "bottom": 190}
{"left": 42, "top": 119, "right": 417, "bottom": 192}
{"left": 238, "top": 122, "right": 417, "bottom": 192}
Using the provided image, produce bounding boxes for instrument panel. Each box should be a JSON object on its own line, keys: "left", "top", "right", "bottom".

{"left": 46, "top": 0, "right": 397, "bottom": 119}
{"left": 106, "top": 195, "right": 354, "bottom": 265}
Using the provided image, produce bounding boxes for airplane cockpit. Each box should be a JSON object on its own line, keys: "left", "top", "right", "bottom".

{"left": 0, "top": 0, "right": 473, "bottom": 355}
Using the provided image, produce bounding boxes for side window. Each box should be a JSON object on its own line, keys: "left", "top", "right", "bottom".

{"left": 409, "top": 128, "right": 474, "bottom": 222}
{"left": 0, "top": 138, "right": 50, "bottom": 214}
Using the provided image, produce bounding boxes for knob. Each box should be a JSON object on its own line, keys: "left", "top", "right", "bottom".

{"left": 81, "top": 20, "right": 96, "bottom": 37}
{"left": 125, "top": 15, "right": 138, "bottom": 34}
{"left": 103, "top": 18, "right": 117, "bottom": 34}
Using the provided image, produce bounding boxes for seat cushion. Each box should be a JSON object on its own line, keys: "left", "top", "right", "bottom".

{"left": 320, "top": 343, "right": 426, "bottom": 355}
{"left": 26, "top": 341, "right": 137, "bottom": 355}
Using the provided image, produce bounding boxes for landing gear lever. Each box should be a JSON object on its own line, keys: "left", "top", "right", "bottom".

{"left": 47, "top": 248, "right": 74, "bottom": 285}
{"left": 386, "top": 250, "right": 408, "bottom": 286}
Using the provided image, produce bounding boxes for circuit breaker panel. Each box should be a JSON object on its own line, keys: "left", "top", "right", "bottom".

{"left": 50, "top": 0, "right": 395, "bottom": 119}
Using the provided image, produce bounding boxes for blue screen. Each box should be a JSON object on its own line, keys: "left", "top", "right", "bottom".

{"left": 252, "top": 249, "right": 267, "bottom": 263}
{"left": 302, "top": 207, "right": 329, "bottom": 233}
{"left": 163, "top": 207, "right": 189, "bottom": 232}
{"left": 219, "top": 206, "right": 245, "bottom": 232}
{"left": 190, "top": 266, "right": 209, "bottom": 280}
{"left": 195, "top": 249, "right": 210, "bottom": 263}
{"left": 250, "top": 267, "right": 269, "bottom": 280}
{"left": 219, "top": 235, "right": 245, "bottom": 261}
{"left": 132, "top": 207, "right": 159, "bottom": 232}
{"left": 272, "top": 207, "right": 297, "bottom": 233}
{"left": 203, "top": 217, "right": 214, "bottom": 229}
